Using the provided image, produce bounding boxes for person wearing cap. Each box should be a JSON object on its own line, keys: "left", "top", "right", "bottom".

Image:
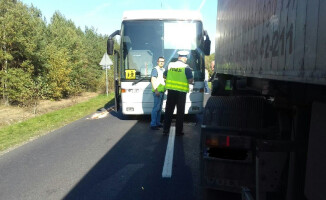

{"left": 150, "top": 57, "right": 166, "bottom": 130}
{"left": 162, "top": 51, "right": 194, "bottom": 135}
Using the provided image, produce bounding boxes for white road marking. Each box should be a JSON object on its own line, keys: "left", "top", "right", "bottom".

{"left": 162, "top": 126, "right": 175, "bottom": 178}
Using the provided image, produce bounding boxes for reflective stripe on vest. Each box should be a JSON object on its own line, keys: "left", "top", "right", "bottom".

{"left": 165, "top": 66, "right": 189, "bottom": 93}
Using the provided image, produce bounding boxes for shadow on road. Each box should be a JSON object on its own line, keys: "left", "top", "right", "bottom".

{"left": 66, "top": 94, "right": 240, "bottom": 200}
{"left": 96, "top": 98, "right": 115, "bottom": 112}
{"left": 63, "top": 115, "right": 197, "bottom": 200}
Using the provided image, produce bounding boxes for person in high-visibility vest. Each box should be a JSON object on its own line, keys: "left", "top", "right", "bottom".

{"left": 163, "top": 51, "right": 194, "bottom": 135}
{"left": 150, "top": 57, "right": 166, "bottom": 130}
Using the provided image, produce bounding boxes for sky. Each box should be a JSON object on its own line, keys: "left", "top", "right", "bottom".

{"left": 20, "top": 0, "right": 217, "bottom": 52}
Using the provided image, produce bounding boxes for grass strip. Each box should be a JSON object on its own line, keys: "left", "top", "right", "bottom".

{"left": 0, "top": 94, "right": 114, "bottom": 152}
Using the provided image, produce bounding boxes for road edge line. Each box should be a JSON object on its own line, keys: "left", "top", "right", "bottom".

{"left": 162, "top": 126, "right": 175, "bottom": 178}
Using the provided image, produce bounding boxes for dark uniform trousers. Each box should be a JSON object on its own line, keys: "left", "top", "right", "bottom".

{"left": 163, "top": 89, "right": 187, "bottom": 134}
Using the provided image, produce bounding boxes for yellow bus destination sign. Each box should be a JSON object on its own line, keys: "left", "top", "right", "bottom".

{"left": 125, "top": 69, "right": 136, "bottom": 80}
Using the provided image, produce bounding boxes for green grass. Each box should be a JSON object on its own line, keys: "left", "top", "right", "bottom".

{"left": 0, "top": 94, "right": 114, "bottom": 152}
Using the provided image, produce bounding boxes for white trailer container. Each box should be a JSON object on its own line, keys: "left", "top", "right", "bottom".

{"left": 201, "top": 1, "right": 326, "bottom": 199}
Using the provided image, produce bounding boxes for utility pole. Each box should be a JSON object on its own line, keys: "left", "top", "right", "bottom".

{"left": 105, "top": 66, "right": 108, "bottom": 96}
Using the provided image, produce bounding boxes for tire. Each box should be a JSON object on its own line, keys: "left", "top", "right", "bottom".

{"left": 202, "top": 187, "right": 242, "bottom": 200}
{"left": 203, "top": 96, "right": 271, "bottom": 130}
{"left": 211, "top": 79, "right": 220, "bottom": 96}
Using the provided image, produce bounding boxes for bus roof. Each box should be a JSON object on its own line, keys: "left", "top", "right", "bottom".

{"left": 122, "top": 10, "right": 203, "bottom": 21}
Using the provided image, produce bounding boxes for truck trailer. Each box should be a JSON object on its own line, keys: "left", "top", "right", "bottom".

{"left": 200, "top": 0, "right": 326, "bottom": 200}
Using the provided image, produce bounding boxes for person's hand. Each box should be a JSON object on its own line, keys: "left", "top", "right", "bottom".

{"left": 155, "top": 91, "right": 160, "bottom": 96}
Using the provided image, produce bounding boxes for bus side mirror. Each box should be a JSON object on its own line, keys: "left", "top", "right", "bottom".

{"left": 107, "top": 39, "right": 114, "bottom": 55}
{"left": 107, "top": 30, "right": 121, "bottom": 55}
{"left": 203, "top": 30, "right": 211, "bottom": 55}
{"left": 204, "top": 39, "right": 211, "bottom": 55}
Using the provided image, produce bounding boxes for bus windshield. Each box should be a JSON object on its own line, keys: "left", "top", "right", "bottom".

{"left": 121, "top": 20, "right": 205, "bottom": 81}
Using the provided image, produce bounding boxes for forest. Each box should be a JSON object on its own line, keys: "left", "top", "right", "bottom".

{"left": 0, "top": 0, "right": 215, "bottom": 107}
{"left": 0, "top": 0, "right": 118, "bottom": 106}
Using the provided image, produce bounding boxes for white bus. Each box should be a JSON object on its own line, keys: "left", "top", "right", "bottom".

{"left": 107, "top": 10, "right": 211, "bottom": 115}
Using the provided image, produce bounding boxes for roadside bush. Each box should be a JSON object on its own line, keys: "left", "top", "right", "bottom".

{"left": 6, "top": 68, "right": 34, "bottom": 105}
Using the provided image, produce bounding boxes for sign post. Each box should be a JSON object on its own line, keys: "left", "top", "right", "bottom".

{"left": 99, "top": 53, "right": 113, "bottom": 96}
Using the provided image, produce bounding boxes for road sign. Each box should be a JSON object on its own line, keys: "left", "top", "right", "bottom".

{"left": 99, "top": 53, "right": 113, "bottom": 97}
{"left": 99, "top": 53, "right": 113, "bottom": 66}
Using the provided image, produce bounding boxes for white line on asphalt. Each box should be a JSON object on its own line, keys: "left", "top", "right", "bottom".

{"left": 162, "top": 126, "right": 175, "bottom": 178}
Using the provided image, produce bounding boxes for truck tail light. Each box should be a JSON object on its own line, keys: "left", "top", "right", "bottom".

{"left": 206, "top": 135, "right": 230, "bottom": 148}
{"left": 206, "top": 137, "right": 219, "bottom": 146}
{"left": 121, "top": 89, "right": 126, "bottom": 93}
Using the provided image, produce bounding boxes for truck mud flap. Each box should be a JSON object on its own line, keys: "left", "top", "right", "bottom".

{"left": 200, "top": 126, "right": 255, "bottom": 193}
{"left": 200, "top": 96, "right": 277, "bottom": 193}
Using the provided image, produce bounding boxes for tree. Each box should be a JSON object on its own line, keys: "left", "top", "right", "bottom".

{"left": 0, "top": 0, "right": 46, "bottom": 105}
{"left": 82, "top": 27, "right": 108, "bottom": 91}
{"left": 0, "top": 2, "right": 111, "bottom": 105}
{"left": 205, "top": 53, "right": 215, "bottom": 76}
{"left": 42, "top": 44, "right": 71, "bottom": 100}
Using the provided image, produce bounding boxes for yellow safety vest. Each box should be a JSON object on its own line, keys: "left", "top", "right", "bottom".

{"left": 165, "top": 64, "right": 189, "bottom": 93}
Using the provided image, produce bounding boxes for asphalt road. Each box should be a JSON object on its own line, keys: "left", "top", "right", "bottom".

{"left": 0, "top": 94, "right": 241, "bottom": 200}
